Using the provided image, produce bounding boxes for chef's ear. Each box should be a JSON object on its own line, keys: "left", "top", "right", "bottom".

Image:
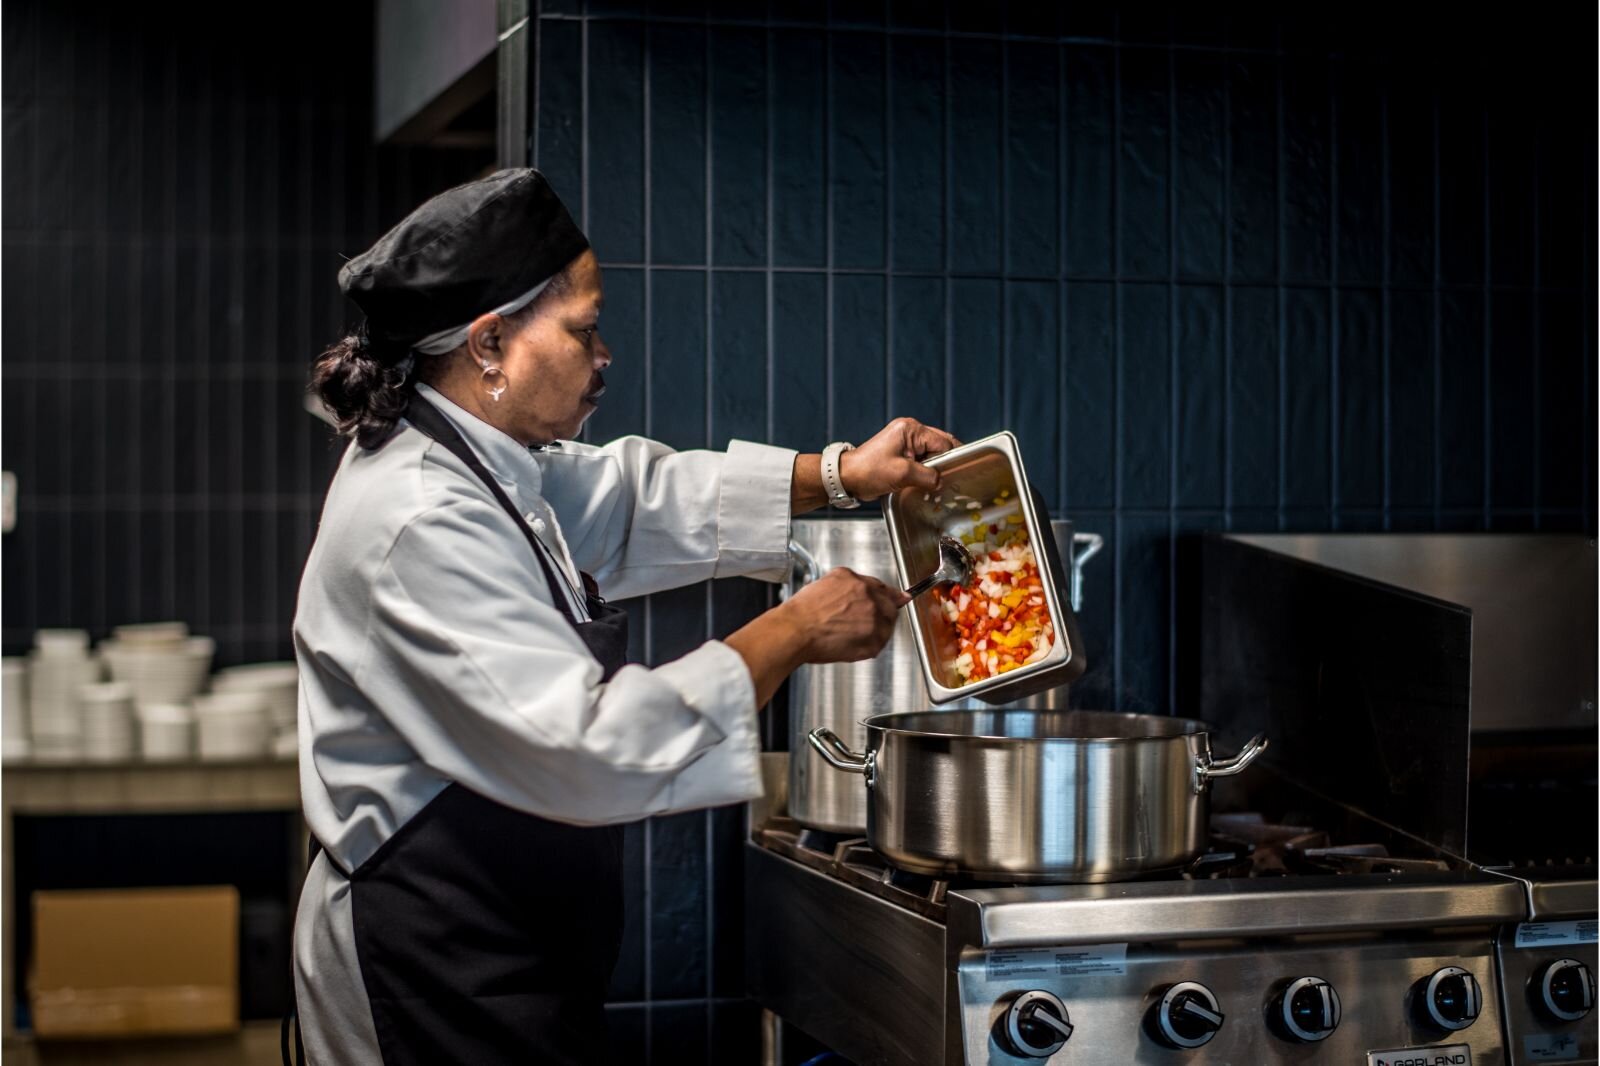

{"left": 464, "top": 313, "right": 503, "bottom": 362}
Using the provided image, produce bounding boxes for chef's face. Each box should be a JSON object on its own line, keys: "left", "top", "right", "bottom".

{"left": 499, "top": 250, "right": 609, "bottom": 442}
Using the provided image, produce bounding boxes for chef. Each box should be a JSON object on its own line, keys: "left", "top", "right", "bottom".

{"left": 290, "top": 168, "right": 957, "bottom": 1065}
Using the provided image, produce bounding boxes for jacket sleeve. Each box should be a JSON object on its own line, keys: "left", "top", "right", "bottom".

{"left": 354, "top": 497, "right": 763, "bottom": 825}
{"left": 536, "top": 436, "right": 797, "bottom": 600}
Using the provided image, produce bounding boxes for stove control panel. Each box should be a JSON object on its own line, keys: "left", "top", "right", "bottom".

{"left": 1149, "top": 982, "right": 1224, "bottom": 1049}
{"left": 995, "top": 990, "right": 1074, "bottom": 1058}
{"left": 1533, "top": 958, "right": 1594, "bottom": 1023}
{"left": 1415, "top": 966, "right": 1483, "bottom": 1032}
{"left": 1270, "top": 976, "right": 1342, "bottom": 1042}
{"left": 958, "top": 939, "right": 1506, "bottom": 1063}
{"left": 1495, "top": 931, "right": 1597, "bottom": 1065}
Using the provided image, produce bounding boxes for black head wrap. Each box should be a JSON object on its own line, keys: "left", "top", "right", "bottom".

{"left": 338, "top": 168, "right": 589, "bottom": 359}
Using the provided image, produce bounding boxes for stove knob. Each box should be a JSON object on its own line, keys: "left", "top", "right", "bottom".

{"left": 1416, "top": 966, "right": 1482, "bottom": 1032}
{"left": 1150, "top": 981, "right": 1225, "bottom": 1049}
{"left": 1534, "top": 958, "right": 1596, "bottom": 1023}
{"left": 996, "top": 990, "right": 1074, "bottom": 1058}
{"left": 1271, "top": 976, "right": 1341, "bottom": 1042}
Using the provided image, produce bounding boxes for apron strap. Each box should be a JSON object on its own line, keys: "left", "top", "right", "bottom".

{"left": 400, "top": 393, "right": 583, "bottom": 628}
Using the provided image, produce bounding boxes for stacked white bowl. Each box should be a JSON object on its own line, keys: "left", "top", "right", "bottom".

{"left": 193, "top": 690, "right": 270, "bottom": 760}
{"left": 28, "top": 629, "right": 101, "bottom": 761}
{"left": 79, "top": 681, "right": 136, "bottom": 762}
{"left": 3, "top": 657, "right": 29, "bottom": 759}
{"left": 100, "top": 623, "right": 214, "bottom": 707}
{"left": 211, "top": 662, "right": 298, "bottom": 742}
{"left": 136, "top": 702, "right": 195, "bottom": 761}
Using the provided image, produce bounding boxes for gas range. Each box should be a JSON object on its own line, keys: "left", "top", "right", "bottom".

{"left": 746, "top": 807, "right": 1554, "bottom": 1065}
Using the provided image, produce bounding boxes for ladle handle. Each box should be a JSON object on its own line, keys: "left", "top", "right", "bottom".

{"left": 903, "top": 571, "right": 943, "bottom": 600}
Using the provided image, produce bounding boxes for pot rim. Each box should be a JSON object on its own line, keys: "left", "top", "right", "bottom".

{"left": 860, "top": 708, "right": 1210, "bottom": 743}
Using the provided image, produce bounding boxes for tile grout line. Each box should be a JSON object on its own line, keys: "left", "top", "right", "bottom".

{"left": 1057, "top": 37, "right": 1069, "bottom": 515}
{"left": 1222, "top": 49, "right": 1234, "bottom": 528}
{"left": 1380, "top": 69, "right": 1392, "bottom": 529}
{"left": 1480, "top": 106, "right": 1492, "bottom": 528}
{"left": 1109, "top": 7, "right": 1123, "bottom": 707}
{"left": 1000, "top": 17, "right": 1012, "bottom": 432}
{"left": 1329, "top": 57, "right": 1341, "bottom": 528}
{"left": 1273, "top": 29, "right": 1286, "bottom": 531}
{"left": 701, "top": 12, "right": 716, "bottom": 1033}
{"left": 884, "top": 19, "right": 894, "bottom": 429}
{"left": 1440, "top": 89, "right": 1452, "bottom": 528}
{"left": 764, "top": 21, "right": 775, "bottom": 449}
{"left": 824, "top": 17, "right": 835, "bottom": 442}
{"left": 1530, "top": 110, "right": 1542, "bottom": 526}
{"left": 1165, "top": 36, "right": 1178, "bottom": 714}
{"left": 942, "top": 20, "right": 953, "bottom": 431}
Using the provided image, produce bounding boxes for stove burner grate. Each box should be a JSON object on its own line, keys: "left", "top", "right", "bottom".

{"left": 757, "top": 810, "right": 1456, "bottom": 920}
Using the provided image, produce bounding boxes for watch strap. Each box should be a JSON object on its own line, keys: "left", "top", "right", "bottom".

{"left": 820, "top": 441, "right": 859, "bottom": 509}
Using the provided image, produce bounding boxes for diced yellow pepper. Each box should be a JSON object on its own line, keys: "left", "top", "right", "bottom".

{"left": 992, "top": 626, "right": 1026, "bottom": 647}
{"left": 1002, "top": 589, "right": 1027, "bottom": 609}
{"left": 1007, "top": 514, "right": 1025, "bottom": 525}
{"left": 997, "top": 661, "right": 1021, "bottom": 673}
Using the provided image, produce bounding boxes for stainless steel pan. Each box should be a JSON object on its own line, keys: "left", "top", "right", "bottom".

{"left": 809, "top": 709, "right": 1267, "bottom": 883}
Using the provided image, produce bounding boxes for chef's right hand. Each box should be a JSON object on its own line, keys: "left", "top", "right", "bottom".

{"left": 783, "top": 567, "right": 909, "bottom": 664}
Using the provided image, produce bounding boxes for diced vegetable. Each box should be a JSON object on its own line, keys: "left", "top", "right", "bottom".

{"left": 935, "top": 515, "right": 1054, "bottom": 686}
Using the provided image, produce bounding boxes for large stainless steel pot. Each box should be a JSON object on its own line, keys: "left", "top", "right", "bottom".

{"left": 785, "top": 519, "right": 1102, "bottom": 832}
{"left": 807, "top": 709, "right": 1267, "bottom": 883}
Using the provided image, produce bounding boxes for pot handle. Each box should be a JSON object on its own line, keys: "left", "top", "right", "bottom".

{"left": 780, "top": 540, "right": 824, "bottom": 602}
{"left": 807, "top": 727, "right": 876, "bottom": 786}
{"left": 1194, "top": 734, "right": 1269, "bottom": 791}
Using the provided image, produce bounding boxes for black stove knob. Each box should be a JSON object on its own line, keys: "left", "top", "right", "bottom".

{"left": 1533, "top": 958, "right": 1596, "bottom": 1023}
{"left": 1271, "top": 976, "right": 1341, "bottom": 1042}
{"left": 996, "top": 990, "right": 1073, "bottom": 1058}
{"left": 1150, "top": 981, "right": 1225, "bottom": 1049}
{"left": 1416, "top": 966, "right": 1482, "bottom": 1032}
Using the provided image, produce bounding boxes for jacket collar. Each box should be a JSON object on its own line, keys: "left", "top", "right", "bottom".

{"left": 412, "top": 383, "right": 543, "bottom": 498}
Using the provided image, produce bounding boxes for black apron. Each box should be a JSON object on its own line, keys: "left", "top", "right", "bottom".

{"left": 318, "top": 394, "right": 632, "bottom": 1066}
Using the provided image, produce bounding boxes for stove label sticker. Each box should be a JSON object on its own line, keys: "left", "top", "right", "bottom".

{"left": 1366, "top": 1044, "right": 1471, "bottom": 1066}
{"left": 1515, "top": 920, "right": 1599, "bottom": 949}
{"left": 1524, "top": 1032, "right": 1581, "bottom": 1061}
{"left": 984, "top": 944, "right": 1128, "bottom": 981}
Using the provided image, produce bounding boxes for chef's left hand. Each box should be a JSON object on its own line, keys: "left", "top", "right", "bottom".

{"left": 839, "top": 418, "right": 961, "bottom": 502}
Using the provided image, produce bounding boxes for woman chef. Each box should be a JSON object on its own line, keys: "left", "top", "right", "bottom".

{"left": 291, "top": 168, "right": 957, "bottom": 1065}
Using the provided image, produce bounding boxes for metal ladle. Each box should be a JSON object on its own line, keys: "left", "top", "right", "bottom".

{"left": 903, "top": 535, "right": 975, "bottom": 601}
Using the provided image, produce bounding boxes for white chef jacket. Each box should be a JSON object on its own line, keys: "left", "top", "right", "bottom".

{"left": 292, "top": 383, "right": 795, "bottom": 1061}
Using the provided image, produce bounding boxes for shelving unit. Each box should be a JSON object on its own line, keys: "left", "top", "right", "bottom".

{"left": 1, "top": 757, "right": 302, "bottom": 1062}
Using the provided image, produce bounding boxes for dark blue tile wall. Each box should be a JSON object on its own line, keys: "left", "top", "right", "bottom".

{"left": 1, "top": 1, "right": 490, "bottom": 664}
{"left": 532, "top": 2, "right": 1596, "bottom": 1059}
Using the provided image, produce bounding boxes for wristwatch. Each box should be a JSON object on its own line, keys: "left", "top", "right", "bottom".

{"left": 820, "top": 441, "right": 860, "bottom": 510}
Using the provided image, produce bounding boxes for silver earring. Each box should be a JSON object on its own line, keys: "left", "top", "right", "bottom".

{"left": 479, "top": 361, "right": 507, "bottom": 402}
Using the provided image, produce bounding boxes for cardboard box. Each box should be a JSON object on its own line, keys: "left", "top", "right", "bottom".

{"left": 30, "top": 886, "right": 240, "bottom": 1038}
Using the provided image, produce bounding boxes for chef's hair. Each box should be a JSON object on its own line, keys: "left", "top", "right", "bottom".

{"left": 310, "top": 265, "right": 574, "bottom": 448}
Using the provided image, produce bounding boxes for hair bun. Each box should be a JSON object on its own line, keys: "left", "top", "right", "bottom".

{"left": 309, "top": 333, "right": 411, "bottom": 449}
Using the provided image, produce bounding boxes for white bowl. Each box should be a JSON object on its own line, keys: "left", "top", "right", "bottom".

{"left": 212, "top": 662, "right": 298, "bottom": 689}
{"left": 194, "top": 690, "right": 268, "bottom": 717}
{"left": 111, "top": 621, "right": 190, "bottom": 646}
{"left": 34, "top": 629, "right": 90, "bottom": 656}
{"left": 196, "top": 714, "right": 269, "bottom": 760}
{"left": 80, "top": 681, "right": 135, "bottom": 704}
{"left": 102, "top": 638, "right": 213, "bottom": 704}
{"left": 139, "top": 726, "right": 193, "bottom": 762}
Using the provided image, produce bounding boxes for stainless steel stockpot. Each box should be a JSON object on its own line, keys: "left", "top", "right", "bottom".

{"left": 808, "top": 709, "right": 1267, "bottom": 883}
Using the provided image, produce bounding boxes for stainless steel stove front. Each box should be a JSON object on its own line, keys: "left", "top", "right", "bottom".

{"left": 949, "top": 876, "right": 1521, "bottom": 1065}
{"left": 1494, "top": 872, "right": 1598, "bottom": 1066}
{"left": 957, "top": 939, "right": 1506, "bottom": 1064}
{"left": 746, "top": 839, "right": 1529, "bottom": 1066}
